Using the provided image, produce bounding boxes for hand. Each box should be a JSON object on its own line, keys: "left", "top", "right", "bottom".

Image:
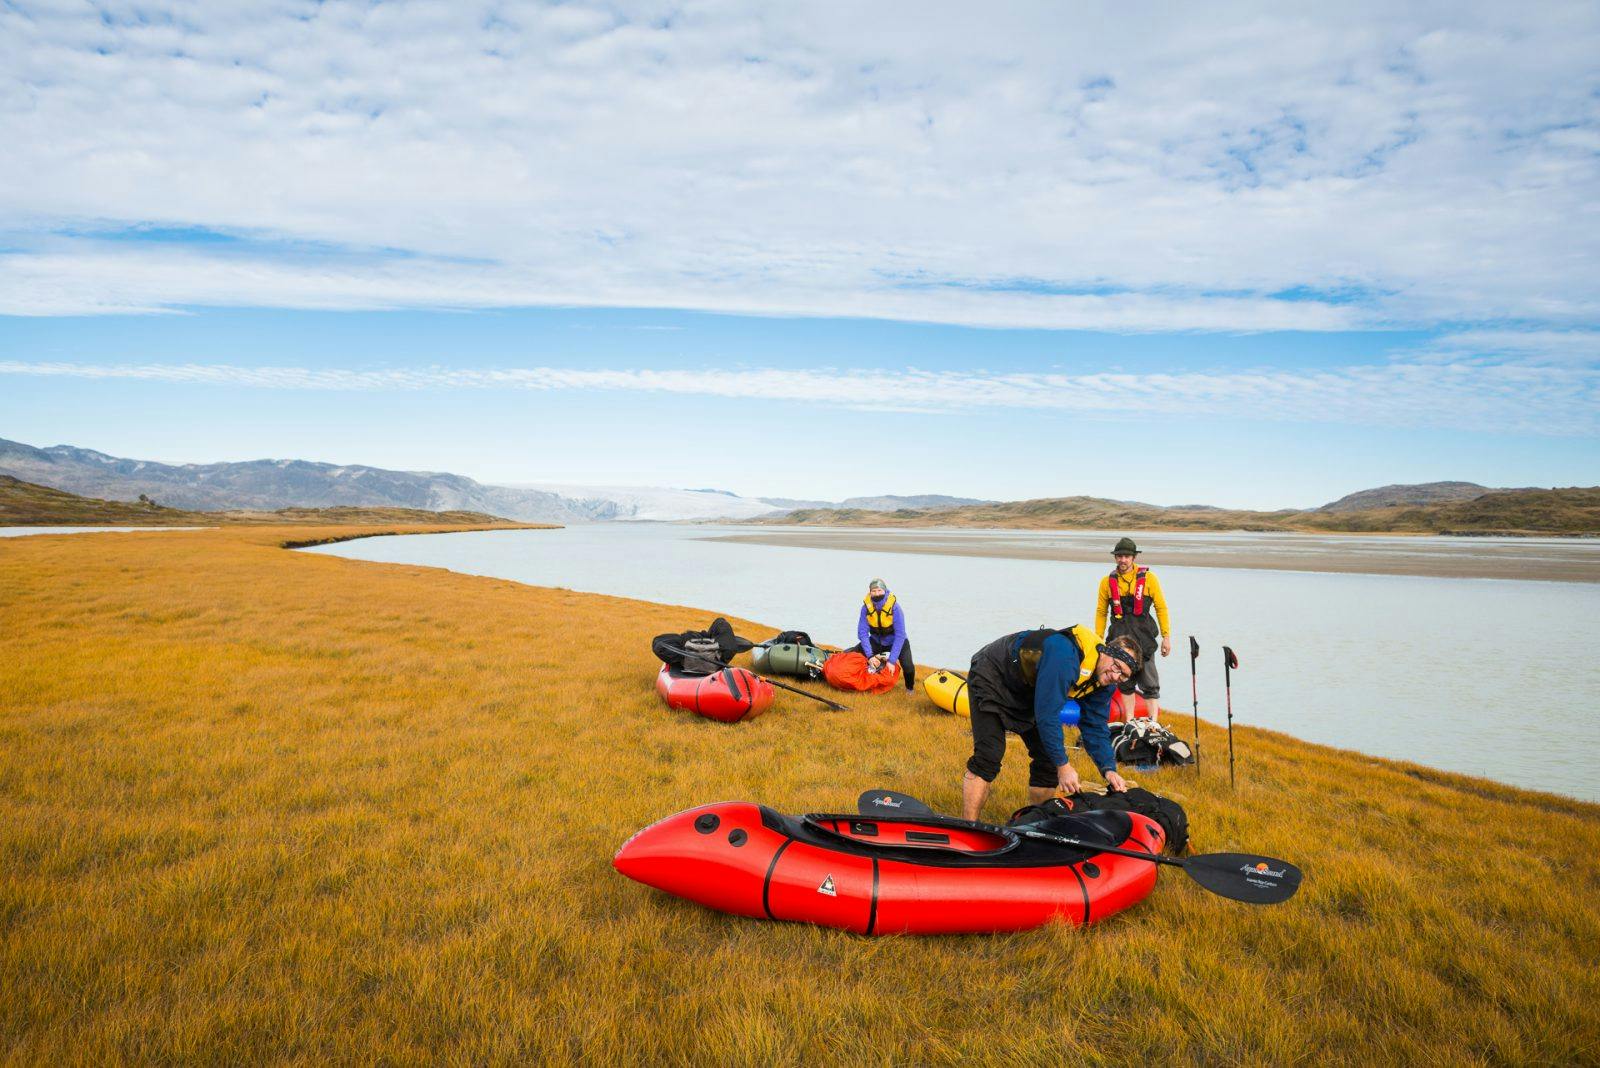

{"left": 1161, "top": 637, "right": 1172, "bottom": 658}
{"left": 1057, "top": 765, "right": 1082, "bottom": 795}
{"left": 1105, "top": 771, "right": 1129, "bottom": 792}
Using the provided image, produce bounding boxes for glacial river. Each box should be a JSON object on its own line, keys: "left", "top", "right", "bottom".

{"left": 303, "top": 525, "right": 1600, "bottom": 802}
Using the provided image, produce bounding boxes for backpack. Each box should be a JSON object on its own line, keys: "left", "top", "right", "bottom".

{"left": 1109, "top": 719, "right": 1195, "bottom": 770}
{"left": 764, "top": 629, "right": 817, "bottom": 647}
{"left": 651, "top": 617, "right": 754, "bottom": 673}
{"left": 1008, "top": 788, "right": 1189, "bottom": 855}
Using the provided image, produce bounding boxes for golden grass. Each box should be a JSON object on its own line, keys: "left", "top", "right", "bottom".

{"left": 3, "top": 526, "right": 1598, "bottom": 1064}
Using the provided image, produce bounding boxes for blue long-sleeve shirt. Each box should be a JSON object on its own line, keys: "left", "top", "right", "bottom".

{"left": 1028, "top": 632, "right": 1116, "bottom": 774}
{"left": 857, "top": 594, "right": 907, "bottom": 663}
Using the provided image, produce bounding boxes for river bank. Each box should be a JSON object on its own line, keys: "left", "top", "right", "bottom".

{"left": 712, "top": 527, "right": 1600, "bottom": 583}
{"left": 3, "top": 525, "right": 1598, "bottom": 1062}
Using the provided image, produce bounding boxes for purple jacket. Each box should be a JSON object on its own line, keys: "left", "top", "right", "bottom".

{"left": 858, "top": 592, "right": 907, "bottom": 662}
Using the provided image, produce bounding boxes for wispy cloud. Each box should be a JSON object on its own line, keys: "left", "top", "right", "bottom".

{"left": 0, "top": 2, "right": 1597, "bottom": 331}
{"left": 3, "top": 355, "right": 1592, "bottom": 435}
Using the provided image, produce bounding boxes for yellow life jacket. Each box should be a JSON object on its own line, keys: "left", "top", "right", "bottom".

{"left": 863, "top": 592, "right": 898, "bottom": 632}
{"left": 1015, "top": 623, "right": 1102, "bottom": 696}
{"left": 1065, "top": 623, "right": 1102, "bottom": 699}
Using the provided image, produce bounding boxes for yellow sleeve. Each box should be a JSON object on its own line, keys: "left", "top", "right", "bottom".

{"left": 1146, "top": 572, "right": 1172, "bottom": 635}
{"left": 1095, "top": 575, "right": 1111, "bottom": 635}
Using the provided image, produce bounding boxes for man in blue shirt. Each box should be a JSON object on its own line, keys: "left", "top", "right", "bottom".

{"left": 852, "top": 578, "right": 915, "bottom": 691}
{"left": 960, "top": 624, "right": 1142, "bottom": 821}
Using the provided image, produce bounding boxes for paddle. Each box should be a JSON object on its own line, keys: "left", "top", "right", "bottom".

{"left": 855, "top": 789, "right": 1301, "bottom": 905}
{"left": 661, "top": 643, "right": 849, "bottom": 711}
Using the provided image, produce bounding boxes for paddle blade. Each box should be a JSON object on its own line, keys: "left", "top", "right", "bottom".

{"left": 857, "top": 789, "right": 935, "bottom": 816}
{"left": 1185, "top": 852, "right": 1301, "bottom": 904}
{"left": 1189, "top": 636, "right": 1199, "bottom": 660}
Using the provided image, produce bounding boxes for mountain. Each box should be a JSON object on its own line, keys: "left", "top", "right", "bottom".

{"left": 760, "top": 488, "right": 1600, "bottom": 536}
{"left": 0, "top": 438, "right": 997, "bottom": 523}
{"left": 0, "top": 475, "right": 515, "bottom": 527}
{"left": 0, "top": 438, "right": 794, "bottom": 523}
{"left": 1317, "top": 482, "right": 1495, "bottom": 512}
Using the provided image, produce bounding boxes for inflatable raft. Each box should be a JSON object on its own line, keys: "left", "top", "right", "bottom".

{"left": 613, "top": 800, "right": 1164, "bottom": 934}
{"left": 1110, "top": 690, "right": 1157, "bottom": 723}
{"left": 750, "top": 642, "right": 828, "bottom": 677}
{"left": 655, "top": 666, "right": 774, "bottom": 723}
{"left": 923, "top": 669, "right": 970, "bottom": 716}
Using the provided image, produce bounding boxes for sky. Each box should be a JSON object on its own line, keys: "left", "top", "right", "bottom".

{"left": 1, "top": 1, "right": 1597, "bottom": 508}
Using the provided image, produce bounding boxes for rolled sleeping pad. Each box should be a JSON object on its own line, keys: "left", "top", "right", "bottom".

{"left": 751, "top": 642, "right": 829, "bottom": 677}
{"left": 923, "top": 670, "right": 970, "bottom": 716}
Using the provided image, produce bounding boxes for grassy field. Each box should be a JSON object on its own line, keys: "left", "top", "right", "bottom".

{"left": 3, "top": 526, "right": 1598, "bottom": 1063}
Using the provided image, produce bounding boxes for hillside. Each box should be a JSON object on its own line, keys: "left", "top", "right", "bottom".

{"left": 1316, "top": 481, "right": 1494, "bottom": 512}
{"left": 0, "top": 475, "right": 522, "bottom": 528}
{"left": 765, "top": 486, "right": 1600, "bottom": 536}
{"left": 2, "top": 525, "right": 1596, "bottom": 1061}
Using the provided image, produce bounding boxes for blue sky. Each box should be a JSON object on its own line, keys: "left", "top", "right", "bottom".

{"left": 1, "top": 2, "right": 1597, "bottom": 507}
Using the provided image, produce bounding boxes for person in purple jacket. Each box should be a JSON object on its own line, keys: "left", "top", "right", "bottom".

{"left": 852, "top": 578, "right": 915, "bottom": 691}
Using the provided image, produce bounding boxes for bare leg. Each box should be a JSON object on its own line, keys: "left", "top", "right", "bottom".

{"left": 1026, "top": 785, "right": 1056, "bottom": 806}
{"left": 961, "top": 771, "right": 992, "bottom": 822}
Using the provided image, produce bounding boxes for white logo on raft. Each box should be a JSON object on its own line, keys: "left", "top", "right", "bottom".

{"left": 872, "top": 796, "right": 901, "bottom": 808}
{"left": 818, "top": 875, "right": 837, "bottom": 897}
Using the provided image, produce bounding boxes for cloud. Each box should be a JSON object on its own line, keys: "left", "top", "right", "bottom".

{"left": 0, "top": 2, "right": 1596, "bottom": 331}
{"left": 3, "top": 353, "right": 1592, "bottom": 435}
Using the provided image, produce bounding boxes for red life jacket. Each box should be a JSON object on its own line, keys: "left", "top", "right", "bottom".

{"left": 1107, "top": 567, "right": 1148, "bottom": 619}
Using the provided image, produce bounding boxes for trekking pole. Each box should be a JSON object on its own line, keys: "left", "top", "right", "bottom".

{"left": 1223, "top": 645, "right": 1239, "bottom": 789}
{"left": 1189, "top": 636, "right": 1201, "bottom": 773}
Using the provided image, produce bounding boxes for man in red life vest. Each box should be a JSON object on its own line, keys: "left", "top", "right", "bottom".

{"left": 1095, "top": 537, "right": 1172, "bottom": 720}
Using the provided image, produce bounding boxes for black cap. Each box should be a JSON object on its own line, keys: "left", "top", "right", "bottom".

{"left": 1112, "top": 537, "right": 1139, "bottom": 555}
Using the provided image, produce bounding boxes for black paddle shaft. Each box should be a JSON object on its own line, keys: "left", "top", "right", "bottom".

{"left": 857, "top": 788, "right": 1301, "bottom": 905}
{"left": 659, "top": 643, "right": 848, "bottom": 711}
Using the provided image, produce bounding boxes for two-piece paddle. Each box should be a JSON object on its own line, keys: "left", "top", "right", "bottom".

{"left": 660, "top": 643, "right": 849, "bottom": 711}
{"left": 856, "top": 789, "right": 1301, "bottom": 906}
{"left": 1189, "top": 636, "right": 1201, "bottom": 773}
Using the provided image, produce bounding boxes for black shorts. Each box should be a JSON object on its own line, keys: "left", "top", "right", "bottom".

{"left": 965, "top": 678, "right": 1059, "bottom": 789}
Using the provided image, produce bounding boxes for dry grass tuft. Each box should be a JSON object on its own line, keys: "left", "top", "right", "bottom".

{"left": 2, "top": 526, "right": 1598, "bottom": 1063}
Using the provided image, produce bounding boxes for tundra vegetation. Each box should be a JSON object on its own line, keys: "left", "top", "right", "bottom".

{"left": 2, "top": 525, "right": 1597, "bottom": 1063}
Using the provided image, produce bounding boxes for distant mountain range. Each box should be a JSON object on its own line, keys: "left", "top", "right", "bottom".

{"left": 766, "top": 485, "right": 1600, "bottom": 536}
{"left": 7, "top": 438, "right": 1582, "bottom": 533}
{"left": 0, "top": 438, "right": 988, "bottom": 524}
{"left": 0, "top": 474, "right": 520, "bottom": 528}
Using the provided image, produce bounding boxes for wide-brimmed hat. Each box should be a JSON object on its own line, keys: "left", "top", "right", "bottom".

{"left": 1111, "top": 537, "right": 1139, "bottom": 556}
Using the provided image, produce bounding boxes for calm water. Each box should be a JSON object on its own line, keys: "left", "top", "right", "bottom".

{"left": 304, "top": 525, "right": 1600, "bottom": 802}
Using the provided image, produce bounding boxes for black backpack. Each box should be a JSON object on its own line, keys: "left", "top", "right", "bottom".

{"left": 763, "top": 629, "right": 817, "bottom": 648}
{"left": 1008, "top": 788, "right": 1189, "bottom": 855}
{"left": 1109, "top": 719, "right": 1195, "bottom": 769}
{"left": 651, "top": 617, "right": 754, "bottom": 672}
